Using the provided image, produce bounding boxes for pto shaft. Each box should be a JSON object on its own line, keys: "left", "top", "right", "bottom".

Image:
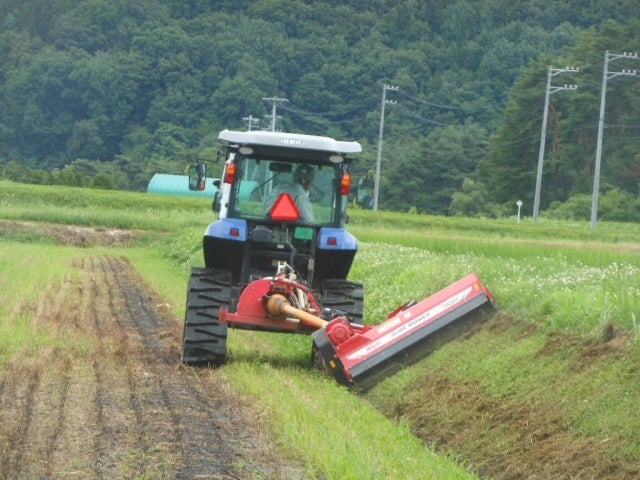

{"left": 266, "top": 294, "right": 327, "bottom": 329}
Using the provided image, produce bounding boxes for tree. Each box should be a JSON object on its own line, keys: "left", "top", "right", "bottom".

{"left": 0, "top": 0, "right": 638, "bottom": 219}
{"left": 478, "top": 57, "right": 552, "bottom": 212}
{"left": 1, "top": 47, "right": 87, "bottom": 167}
{"left": 68, "top": 50, "right": 148, "bottom": 157}
{"left": 449, "top": 178, "right": 490, "bottom": 217}
{"left": 208, "top": 76, "right": 267, "bottom": 129}
{"left": 92, "top": 172, "right": 116, "bottom": 189}
{"left": 419, "top": 124, "right": 488, "bottom": 214}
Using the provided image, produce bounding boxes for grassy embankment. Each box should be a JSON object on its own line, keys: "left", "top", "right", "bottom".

{"left": 2, "top": 179, "right": 639, "bottom": 478}
{"left": 347, "top": 210, "right": 640, "bottom": 477}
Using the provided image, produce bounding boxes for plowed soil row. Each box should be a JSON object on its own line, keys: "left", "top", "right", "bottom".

{"left": 0, "top": 255, "right": 302, "bottom": 479}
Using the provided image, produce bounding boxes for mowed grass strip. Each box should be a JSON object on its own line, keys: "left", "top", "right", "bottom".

{"left": 0, "top": 242, "right": 82, "bottom": 367}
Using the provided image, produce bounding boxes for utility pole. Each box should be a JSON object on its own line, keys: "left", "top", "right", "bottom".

{"left": 373, "top": 84, "right": 398, "bottom": 211}
{"left": 533, "top": 66, "right": 578, "bottom": 222}
{"left": 591, "top": 51, "right": 639, "bottom": 228}
{"left": 242, "top": 115, "right": 260, "bottom": 131}
{"left": 262, "top": 96, "right": 287, "bottom": 132}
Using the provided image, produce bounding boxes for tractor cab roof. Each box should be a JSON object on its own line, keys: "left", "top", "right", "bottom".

{"left": 218, "top": 130, "right": 361, "bottom": 159}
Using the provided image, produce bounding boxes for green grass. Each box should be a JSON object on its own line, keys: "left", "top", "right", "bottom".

{"left": 349, "top": 241, "right": 640, "bottom": 334}
{"left": 1, "top": 179, "right": 213, "bottom": 231}
{"left": 366, "top": 316, "right": 640, "bottom": 467}
{"left": 0, "top": 242, "right": 80, "bottom": 367}
{"left": 2, "top": 180, "right": 640, "bottom": 477}
{"left": 347, "top": 208, "right": 640, "bottom": 335}
{"left": 348, "top": 207, "right": 640, "bottom": 246}
{"left": 224, "top": 360, "right": 475, "bottom": 480}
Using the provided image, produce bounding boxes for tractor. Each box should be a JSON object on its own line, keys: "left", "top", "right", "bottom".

{"left": 181, "top": 129, "right": 494, "bottom": 389}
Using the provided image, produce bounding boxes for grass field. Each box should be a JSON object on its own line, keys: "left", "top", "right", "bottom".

{"left": 2, "top": 179, "right": 639, "bottom": 479}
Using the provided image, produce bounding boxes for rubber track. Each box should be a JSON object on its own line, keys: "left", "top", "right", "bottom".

{"left": 321, "top": 278, "right": 364, "bottom": 324}
{"left": 181, "top": 267, "right": 231, "bottom": 365}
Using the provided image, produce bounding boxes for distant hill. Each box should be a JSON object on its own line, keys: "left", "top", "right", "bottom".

{"left": 1, "top": 1, "right": 638, "bottom": 219}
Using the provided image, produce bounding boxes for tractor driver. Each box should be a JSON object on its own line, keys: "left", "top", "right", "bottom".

{"left": 264, "top": 164, "right": 316, "bottom": 223}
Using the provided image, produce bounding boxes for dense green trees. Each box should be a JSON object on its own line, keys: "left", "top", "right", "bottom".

{"left": 382, "top": 125, "right": 488, "bottom": 214}
{"left": 476, "top": 19, "right": 640, "bottom": 218}
{"left": 0, "top": 1, "right": 638, "bottom": 221}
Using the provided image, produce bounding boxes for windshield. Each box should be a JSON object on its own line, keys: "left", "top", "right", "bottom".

{"left": 229, "top": 156, "right": 341, "bottom": 225}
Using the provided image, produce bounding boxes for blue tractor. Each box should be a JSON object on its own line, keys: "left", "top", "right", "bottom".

{"left": 181, "top": 130, "right": 364, "bottom": 365}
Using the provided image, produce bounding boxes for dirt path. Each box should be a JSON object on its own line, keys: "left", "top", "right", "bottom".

{"left": 0, "top": 256, "right": 303, "bottom": 479}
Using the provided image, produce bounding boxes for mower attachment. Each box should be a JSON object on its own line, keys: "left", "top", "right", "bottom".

{"left": 312, "top": 273, "right": 494, "bottom": 390}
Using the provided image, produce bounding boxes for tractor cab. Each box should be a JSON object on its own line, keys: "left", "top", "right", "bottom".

{"left": 190, "top": 130, "right": 362, "bottom": 289}
{"left": 212, "top": 130, "right": 358, "bottom": 228}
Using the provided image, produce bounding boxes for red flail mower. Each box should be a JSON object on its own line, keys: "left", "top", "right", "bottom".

{"left": 219, "top": 269, "right": 494, "bottom": 390}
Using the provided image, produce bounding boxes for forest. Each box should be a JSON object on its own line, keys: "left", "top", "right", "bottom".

{"left": 1, "top": 0, "right": 639, "bottom": 221}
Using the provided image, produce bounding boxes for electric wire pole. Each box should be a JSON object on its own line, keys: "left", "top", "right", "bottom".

{"left": 243, "top": 115, "right": 260, "bottom": 131}
{"left": 533, "top": 66, "right": 578, "bottom": 222}
{"left": 591, "top": 51, "right": 639, "bottom": 228}
{"left": 263, "top": 97, "right": 287, "bottom": 132}
{"left": 373, "top": 84, "right": 398, "bottom": 211}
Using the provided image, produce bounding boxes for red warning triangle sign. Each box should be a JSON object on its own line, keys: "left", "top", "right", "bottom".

{"left": 270, "top": 193, "right": 300, "bottom": 221}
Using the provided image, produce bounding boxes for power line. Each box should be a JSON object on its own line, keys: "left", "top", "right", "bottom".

{"left": 395, "top": 89, "right": 462, "bottom": 110}
{"left": 276, "top": 100, "right": 367, "bottom": 125}
{"left": 395, "top": 103, "right": 458, "bottom": 126}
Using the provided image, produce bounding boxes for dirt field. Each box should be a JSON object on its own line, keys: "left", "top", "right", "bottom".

{"left": 0, "top": 255, "right": 304, "bottom": 479}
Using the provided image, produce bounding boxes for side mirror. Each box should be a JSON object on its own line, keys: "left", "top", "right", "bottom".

{"left": 212, "top": 191, "right": 221, "bottom": 213}
{"left": 188, "top": 163, "right": 206, "bottom": 191}
{"left": 355, "top": 177, "right": 374, "bottom": 208}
